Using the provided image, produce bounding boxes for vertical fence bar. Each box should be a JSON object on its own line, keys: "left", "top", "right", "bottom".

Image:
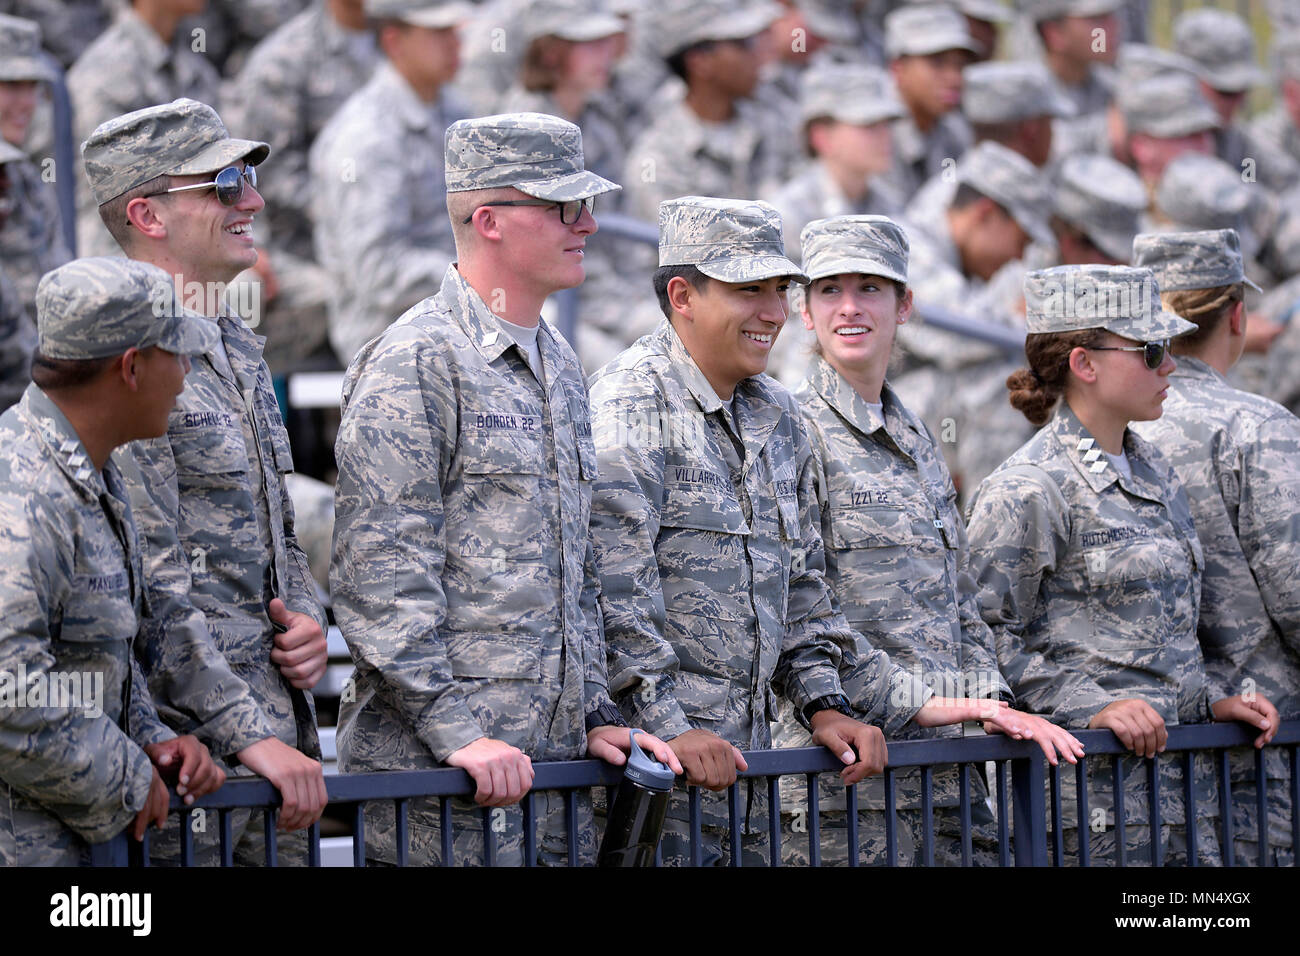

{"left": 959, "top": 764, "right": 972, "bottom": 867}
{"left": 179, "top": 809, "right": 193, "bottom": 867}
{"left": 1255, "top": 747, "right": 1268, "bottom": 867}
{"left": 263, "top": 810, "right": 277, "bottom": 867}
{"left": 995, "top": 761, "right": 1010, "bottom": 867}
{"left": 885, "top": 768, "right": 898, "bottom": 866}
{"left": 728, "top": 783, "right": 742, "bottom": 868}
{"left": 1077, "top": 759, "right": 1090, "bottom": 867}
{"left": 353, "top": 803, "right": 366, "bottom": 867}
{"left": 1049, "top": 762, "right": 1063, "bottom": 866}
{"left": 308, "top": 821, "right": 321, "bottom": 867}
{"left": 1012, "top": 748, "right": 1048, "bottom": 866}
{"left": 481, "top": 807, "right": 495, "bottom": 867}
{"left": 1114, "top": 757, "right": 1127, "bottom": 867}
{"left": 567, "top": 789, "right": 580, "bottom": 866}
{"left": 767, "top": 776, "right": 781, "bottom": 867}
{"left": 1147, "top": 758, "right": 1161, "bottom": 867}
{"left": 846, "top": 783, "right": 859, "bottom": 868}
{"left": 220, "top": 810, "right": 234, "bottom": 867}
{"left": 1183, "top": 750, "right": 1197, "bottom": 868}
{"left": 439, "top": 796, "right": 452, "bottom": 867}
{"left": 1218, "top": 749, "right": 1234, "bottom": 866}
{"left": 920, "top": 767, "right": 934, "bottom": 867}
{"left": 137, "top": 830, "right": 150, "bottom": 868}
{"left": 523, "top": 791, "right": 537, "bottom": 868}
{"left": 395, "top": 799, "right": 409, "bottom": 867}
{"left": 806, "top": 774, "right": 820, "bottom": 868}
{"left": 1292, "top": 746, "right": 1299, "bottom": 863}
{"left": 689, "top": 787, "right": 702, "bottom": 867}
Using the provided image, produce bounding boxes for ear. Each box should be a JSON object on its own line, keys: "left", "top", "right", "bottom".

{"left": 125, "top": 196, "right": 168, "bottom": 241}
{"left": 468, "top": 206, "right": 505, "bottom": 242}
{"left": 1229, "top": 299, "right": 1246, "bottom": 337}
{"left": 666, "top": 275, "right": 698, "bottom": 323}
{"left": 119, "top": 347, "right": 142, "bottom": 392}
{"left": 1067, "top": 345, "right": 1098, "bottom": 385}
{"left": 896, "top": 287, "right": 914, "bottom": 325}
{"left": 800, "top": 302, "right": 814, "bottom": 331}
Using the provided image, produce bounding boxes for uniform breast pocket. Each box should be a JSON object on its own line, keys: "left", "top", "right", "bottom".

{"left": 658, "top": 480, "right": 750, "bottom": 624}
{"left": 171, "top": 415, "right": 250, "bottom": 485}
{"left": 1083, "top": 539, "right": 1173, "bottom": 653}
{"left": 55, "top": 577, "right": 135, "bottom": 703}
{"left": 827, "top": 506, "right": 915, "bottom": 623}
{"left": 453, "top": 430, "right": 546, "bottom": 563}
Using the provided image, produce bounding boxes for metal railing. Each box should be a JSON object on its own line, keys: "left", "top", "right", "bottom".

{"left": 88, "top": 720, "right": 1299, "bottom": 867}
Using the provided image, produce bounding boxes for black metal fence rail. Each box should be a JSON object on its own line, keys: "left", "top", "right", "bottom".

{"left": 88, "top": 720, "right": 1299, "bottom": 867}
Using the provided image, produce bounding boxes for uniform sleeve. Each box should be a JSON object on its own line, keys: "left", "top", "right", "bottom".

{"left": 1236, "top": 411, "right": 1300, "bottom": 651}
{"left": 775, "top": 414, "right": 930, "bottom": 732}
{"left": 268, "top": 414, "right": 329, "bottom": 634}
{"left": 330, "top": 333, "right": 487, "bottom": 761}
{"left": 588, "top": 370, "right": 692, "bottom": 741}
{"left": 965, "top": 466, "right": 1116, "bottom": 727}
{"left": 117, "top": 443, "right": 276, "bottom": 758}
{"left": 948, "top": 479, "right": 1013, "bottom": 702}
{"left": 579, "top": 531, "right": 615, "bottom": 717}
{"left": 0, "top": 496, "right": 154, "bottom": 843}
{"left": 127, "top": 653, "right": 175, "bottom": 749}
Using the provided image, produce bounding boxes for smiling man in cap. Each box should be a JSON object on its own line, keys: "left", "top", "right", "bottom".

{"left": 587, "top": 196, "right": 895, "bottom": 865}
{"left": 0, "top": 256, "right": 229, "bottom": 865}
{"left": 331, "top": 111, "right": 680, "bottom": 866}
{"left": 82, "top": 97, "right": 331, "bottom": 864}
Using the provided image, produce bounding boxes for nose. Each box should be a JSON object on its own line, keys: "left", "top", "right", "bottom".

{"left": 240, "top": 180, "right": 266, "bottom": 214}
{"left": 574, "top": 205, "right": 597, "bottom": 236}
{"left": 1159, "top": 351, "right": 1175, "bottom": 375}
{"left": 760, "top": 288, "right": 788, "bottom": 327}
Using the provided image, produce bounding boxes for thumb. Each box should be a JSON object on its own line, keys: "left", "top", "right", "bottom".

{"left": 268, "top": 598, "right": 290, "bottom": 624}
{"left": 155, "top": 748, "right": 173, "bottom": 765}
{"left": 731, "top": 746, "right": 749, "bottom": 772}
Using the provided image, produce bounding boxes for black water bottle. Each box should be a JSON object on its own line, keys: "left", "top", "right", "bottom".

{"left": 597, "top": 729, "right": 675, "bottom": 867}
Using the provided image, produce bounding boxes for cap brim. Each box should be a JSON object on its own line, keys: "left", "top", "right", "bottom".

{"left": 515, "top": 168, "right": 622, "bottom": 202}
{"left": 156, "top": 311, "right": 220, "bottom": 357}
{"left": 1013, "top": 209, "right": 1055, "bottom": 247}
{"left": 804, "top": 255, "right": 906, "bottom": 284}
{"left": 0, "top": 56, "right": 56, "bottom": 83}
{"left": 818, "top": 100, "right": 906, "bottom": 126}
{"left": 1103, "top": 308, "right": 1197, "bottom": 340}
{"left": 802, "top": 9, "right": 858, "bottom": 38}
{"left": 895, "top": 33, "right": 982, "bottom": 58}
{"left": 1087, "top": 224, "right": 1138, "bottom": 263}
{"left": 697, "top": 254, "right": 810, "bottom": 285}
{"left": 397, "top": 1, "right": 473, "bottom": 28}
{"left": 1201, "top": 64, "right": 1265, "bottom": 93}
{"left": 170, "top": 136, "right": 271, "bottom": 175}
{"left": 550, "top": 15, "right": 625, "bottom": 41}
{"left": 1139, "top": 109, "right": 1220, "bottom": 137}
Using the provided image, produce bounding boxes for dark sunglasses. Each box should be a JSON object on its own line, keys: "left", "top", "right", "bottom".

{"left": 461, "top": 196, "right": 596, "bottom": 225}
{"left": 159, "top": 164, "right": 258, "bottom": 206}
{"left": 1086, "top": 338, "right": 1170, "bottom": 370}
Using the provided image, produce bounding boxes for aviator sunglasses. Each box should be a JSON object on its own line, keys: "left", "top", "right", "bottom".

{"left": 461, "top": 196, "right": 596, "bottom": 225}
{"left": 154, "top": 164, "right": 258, "bottom": 206}
{"left": 1085, "top": 338, "right": 1170, "bottom": 370}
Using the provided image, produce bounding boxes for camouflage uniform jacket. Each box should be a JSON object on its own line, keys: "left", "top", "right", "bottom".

{"left": 1249, "top": 104, "right": 1300, "bottom": 170}
{"left": 497, "top": 86, "right": 626, "bottom": 196}
{"left": 767, "top": 162, "right": 905, "bottom": 258}
{"left": 879, "top": 111, "right": 971, "bottom": 204}
{"left": 309, "top": 62, "right": 467, "bottom": 363}
{"left": 0, "top": 269, "right": 34, "bottom": 412}
{"left": 1215, "top": 123, "right": 1298, "bottom": 195}
{"left": 1132, "top": 357, "right": 1300, "bottom": 723}
{"left": 588, "top": 321, "right": 907, "bottom": 766}
{"left": 965, "top": 402, "right": 1211, "bottom": 731}
{"left": 0, "top": 156, "right": 71, "bottom": 315}
{"left": 0, "top": 386, "right": 172, "bottom": 865}
{"left": 67, "top": 9, "right": 222, "bottom": 259}
{"left": 122, "top": 310, "right": 321, "bottom": 760}
{"left": 332, "top": 265, "right": 612, "bottom": 777}
{"left": 223, "top": 0, "right": 378, "bottom": 264}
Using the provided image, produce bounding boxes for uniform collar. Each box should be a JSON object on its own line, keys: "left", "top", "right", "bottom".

{"left": 19, "top": 384, "right": 109, "bottom": 500}
{"left": 118, "top": 9, "right": 170, "bottom": 71}
{"left": 664, "top": 91, "right": 760, "bottom": 162}
{"left": 373, "top": 60, "right": 442, "bottom": 131}
{"left": 1169, "top": 354, "right": 1224, "bottom": 385}
{"left": 1048, "top": 401, "right": 1168, "bottom": 502}
{"left": 438, "top": 264, "right": 565, "bottom": 369}
{"left": 807, "top": 354, "right": 924, "bottom": 454}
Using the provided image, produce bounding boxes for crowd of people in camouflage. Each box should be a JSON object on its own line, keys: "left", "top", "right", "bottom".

{"left": 0, "top": 0, "right": 1297, "bottom": 866}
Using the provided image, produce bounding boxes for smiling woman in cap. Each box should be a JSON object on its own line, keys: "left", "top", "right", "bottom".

{"left": 964, "top": 262, "right": 1278, "bottom": 865}
{"left": 1131, "top": 228, "right": 1297, "bottom": 867}
{"left": 770, "top": 214, "right": 1083, "bottom": 866}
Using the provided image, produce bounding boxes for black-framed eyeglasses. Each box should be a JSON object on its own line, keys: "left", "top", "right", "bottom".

{"left": 1085, "top": 338, "right": 1170, "bottom": 370}
{"left": 156, "top": 165, "right": 258, "bottom": 206}
{"left": 461, "top": 196, "right": 596, "bottom": 225}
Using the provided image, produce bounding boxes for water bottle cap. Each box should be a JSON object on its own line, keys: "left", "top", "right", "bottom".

{"left": 624, "top": 729, "right": 676, "bottom": 791}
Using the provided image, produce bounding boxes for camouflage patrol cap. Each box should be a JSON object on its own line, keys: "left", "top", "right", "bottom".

{"left": 1154, "top": 153, "right": 1255, "bottom": 238}
{"left": 444, "top": 112, "right": 620, "bottom": 200}
{"left": 796, "top": 0, "right": 860, "bottom": 39}
{"left": 523, "top": 0, "right": 624, "bottom": 42}
{"left": 1118, "top": 73, "right": 1219, "bottom": 138}
{"left": 363, "top": 0, "right": 473, "bottom": 28}
{"left": 963, "top": 61, "right": 1074, "bottom": 124}
{"left": 82, "top": 99, "right": 270, "bottom": 206}
{"left": 659, "top": 196, "right": 808, "bottom": 284}
{"left": 1132, "top": 229, "right": 1261, "bottom": 294}
{"left": 1053, "top": 154, "right": 1146, "bottom": 262}
{"left": 1021, "top": 0, "right": 1122, "bottom": 22}
{"left": 885, "top": 5, "right": 982, "bottom": 59}
{"left": 800, "top": 62, "right": 904, "bottom": 126}
{"left": 957, "top": 141, "right": 1054, "bottom": 245}
{"left": 0, "top": 14, "right": 55, "bottom": 83}
{"left": 799, "top": 215, "right": 909, "bottom": 284}
{"left": 948, "top": 0, "right": 1014, "bottom": 24}
{"left": 1173, "top": 8, "right": 1263, "bottom": 93}
{"left": 1116, "top": 43, "right": 1199, "bottom": 87}
{"left": 0, "top": 138, "right": 25, "bottom": 166}
{"left": 36, "top": 257, "right": 217, "bottom": 361}
{"left": 1023, "top": 264, "right": 1196, "bottom": 339}
{"left": 654, "top": 0, "right": 783, "bottom": 59}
